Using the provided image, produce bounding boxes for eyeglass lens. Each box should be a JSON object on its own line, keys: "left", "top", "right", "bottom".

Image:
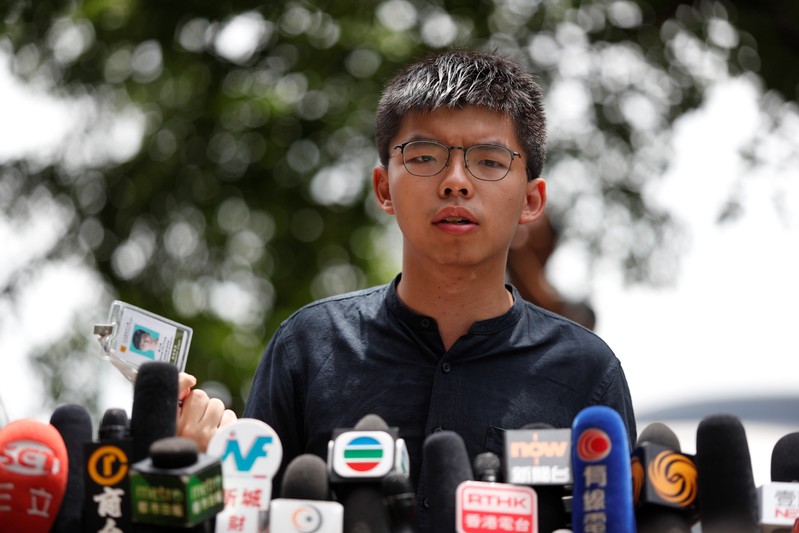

{"left": 401, "top": 141, "right": 514, "bottom": 181}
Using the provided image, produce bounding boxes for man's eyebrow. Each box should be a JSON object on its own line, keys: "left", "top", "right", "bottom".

{"left": 399, "top": 135, "right": 514, "bottom": 148}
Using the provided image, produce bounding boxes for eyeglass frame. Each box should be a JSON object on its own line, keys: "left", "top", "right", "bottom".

{"left": 392, "top": 140, "right": 525, "bottom": 182}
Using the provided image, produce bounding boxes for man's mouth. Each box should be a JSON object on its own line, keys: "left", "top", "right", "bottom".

{"left": 439, "top": 217, "right": 473, "bottom": 225}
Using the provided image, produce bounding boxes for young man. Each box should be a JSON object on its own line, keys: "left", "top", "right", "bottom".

{"left": 179, "top": 48, "right": 635, "bottom": 524}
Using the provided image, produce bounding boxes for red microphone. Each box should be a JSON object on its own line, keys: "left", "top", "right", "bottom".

{"left": 0, "top": 418, "right": 69, "bottom": 532}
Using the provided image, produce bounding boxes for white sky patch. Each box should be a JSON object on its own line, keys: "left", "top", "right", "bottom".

{"left": 0, "top": 54, "right": 75, "bottom": 163}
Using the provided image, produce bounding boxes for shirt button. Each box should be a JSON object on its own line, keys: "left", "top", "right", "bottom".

{"left": 423, "top": 497, "right": 430, "bottom": 508}
{"left": 420, "top": 318, "right": 430, "bottom": 328}
{"left": 442, "top": 362, "right": 452, "bottom": 373}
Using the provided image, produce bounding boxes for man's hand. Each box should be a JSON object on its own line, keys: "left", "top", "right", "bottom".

{"left": 176, "top": 372, "right": 238, "bottom": 452}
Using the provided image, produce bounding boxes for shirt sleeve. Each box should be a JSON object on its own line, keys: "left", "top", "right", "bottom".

{"left": 592, "top": 358, "right": 638, "bottom": 449}
{"left": 243, "top": 322, "right": 304, "bottom": 494}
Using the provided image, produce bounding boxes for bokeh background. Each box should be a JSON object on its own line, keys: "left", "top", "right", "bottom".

{"left": 1, "top": 0, "right": 798, "bottom": 485}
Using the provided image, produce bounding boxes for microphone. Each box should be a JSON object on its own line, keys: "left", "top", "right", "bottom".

{"left": 129, "top": 436, "right": 224, "bottom": 529}
{"left": 695, "top": 413, "right": 759, "bottom": 533}
{"left": 130, "top": 361, "right": 178, "bottom": 464}
{"left": 329, "top": 414, "right": 396, "bottom": 533}
{"left": 50, "top": 403, "right": 94, "bottom": 533}
{"left": 270, "top": 453, "right": 344, "bottom": 532}
{"left": 771, "top": 432, "right": 799, "bottom": 483}
{"left": 473, "top": 452, "right": 502, "bottom": 483}
{"left": 82, "top": 407, "right": 134, "bottom": 532}
{"left": 504, "top": 422, "right": 573, "bottom": 531}
{"left": 206, "top": 418, "right": 283, "bottom": 532}
{"left": 383, "top": 472, "right": 417, "bottom": 533}
{"left": 0, "top": 418, "right": 69, "bottom": 532}
{"left": 421, "top": 430, "right": 473, "bottom": 533}
{"left": 632, "top": 422, "right": 697, "bottom": 533}
{"left": 571, "top": 405, "right": 635, "bottom": 533}
{"left": 757, "top": 431, "right": 799, "bottom": 531}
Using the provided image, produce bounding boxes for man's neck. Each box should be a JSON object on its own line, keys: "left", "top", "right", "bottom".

{"left": 397, "top": 262, "right": 514, "bottom": 351}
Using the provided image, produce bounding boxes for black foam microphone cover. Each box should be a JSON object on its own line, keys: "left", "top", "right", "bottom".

{"left": 422, "top": 430, "right": 473, "bottom": 533}
{"left": 50, "top": 403, "right": 93, "bottom": 533}
{"left": 695, "top": 414, "right": 758, "bottom": 533}
{"left": 383, "top": 472, "right": 417, "bottom": 533}
{"left": 130, "top": 361, "right": 178, "bottom": 463}
{"left": 473, "top": 452, "right": 501, "bottom": 483}
{"left": 771, "top": 432, "right": 799, "bottom": 482}
{"left": 99, "top": 407, "right": 130, "bottom": 440}
{"left": 282, "top": 453, "right": 331, "bottom": 501}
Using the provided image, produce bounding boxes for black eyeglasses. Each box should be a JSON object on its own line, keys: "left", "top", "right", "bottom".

{"left": 393, "top": 140, "right": 523, "bottom": 182}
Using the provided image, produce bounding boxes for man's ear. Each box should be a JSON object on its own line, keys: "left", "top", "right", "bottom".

{"left": 519, "top": 178, "right": 546, "bottom": 224}
{"left": 373, "top": 166, "right": 395, "bottom": 215}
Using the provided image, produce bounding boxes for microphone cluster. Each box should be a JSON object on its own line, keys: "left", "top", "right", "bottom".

{"left": 2, "top": 363, "right": 799, "bottom": 533}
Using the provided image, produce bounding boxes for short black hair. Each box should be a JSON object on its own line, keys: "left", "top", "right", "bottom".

{"left": 131, "top": 329, "right": 148, "bottom": 350}
{"left": 375, "top": 49, "right": 547, "bottom": 180}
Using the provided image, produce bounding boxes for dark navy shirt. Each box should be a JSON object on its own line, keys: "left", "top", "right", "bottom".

{"left": 243, "top": 274, "right": 636, "bottom": 519}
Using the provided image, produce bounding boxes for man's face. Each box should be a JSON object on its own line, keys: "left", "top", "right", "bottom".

{"left": 139, "top": 332, "right": 158, "bottom": 351}
{"left": 373, "top": 105, "right": 545, "bottom": 271}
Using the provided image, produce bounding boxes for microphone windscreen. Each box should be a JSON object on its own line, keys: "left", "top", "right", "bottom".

{"left": 473, "top": 452, "right": 501, "bottom": 482}
{"left": 98, "top": 407, "right": 130, "bottom": 440}
{"left": 383, "top": 470, "right": 417, "bottom": 532}
{"left": 0, "top": 418, "right": 69, "bottom": 532}
{"left": 422, "top": 431, "right": 473, "bottom": 533}
{"left": 49, "top": 403, "right": 93, "bottom": 533}
{"left": 637, "top": 421, "right": 681, "bottom": 450}
{"left": 355, "top": 413, "right": 390, "bottom": 431}
{"left": 130, "top": 361, "right": 178, "bottom": 463}
{"left": 282, "top": 454, "right": 330, "bottom": 501}
{"left": 771, "top": 432, "right": 799, "bottom": 482}
{"left": 149, "top": 436, "right": 199, "bottom": 469}
{"left": 571, "top": 405, "right": 635, "bottom": 533}
{"left": 695, "top": 413, "right": 758, "bottom": 533}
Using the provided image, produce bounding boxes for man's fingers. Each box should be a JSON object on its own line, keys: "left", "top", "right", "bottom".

{"left": 176, "top": 389, "right": 234, "bottom": 453}
{"left": 221, "top": 409, "right": 238, "bottom": 428}
{"left": 178, "top": 372, "right": 197, "bottom": 401}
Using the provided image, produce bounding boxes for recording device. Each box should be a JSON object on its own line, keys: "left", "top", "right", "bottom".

{"left": 632, "top": 421, "right": 697, "bottom": 533}
{"left": 50, "top": 403, "right": 93, "bottom": 533}
{"left": 570, "top": 405, "right": 635, "bottom": 533}
{"left": 422, "top": 430, "right": 474, "bottom": 533}
{"left": 505, "top": 422, "right": 573, "bottom": 531}
{"left": 129, "top": 436, "right": 224, "bottom": 528}
{"left": 206, "top": 418, "right": 283, "bottom": 532}
{"left": 757, "top": 432, "right": 799, "bottom": 532}
{"left": 329, "top": 414, "right": 397, "bottom": 533}
{"left": 130, "top": 361, "right": 178, "bottom": 464}
{"left": 0, "top": 418, "right": 69, "bottom": 532}
{"left": 270, "top": 454, "right": 344, "bottom": 533}
{"left": 82, "top": 407, "right": 133, "bottom": 532}
{"left": 695, "top": 413, "right": 759, "bottom": 533}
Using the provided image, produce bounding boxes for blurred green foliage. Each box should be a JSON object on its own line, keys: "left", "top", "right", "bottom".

{"left": 1, "top": 0, "right": 796, "bottom": 416}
